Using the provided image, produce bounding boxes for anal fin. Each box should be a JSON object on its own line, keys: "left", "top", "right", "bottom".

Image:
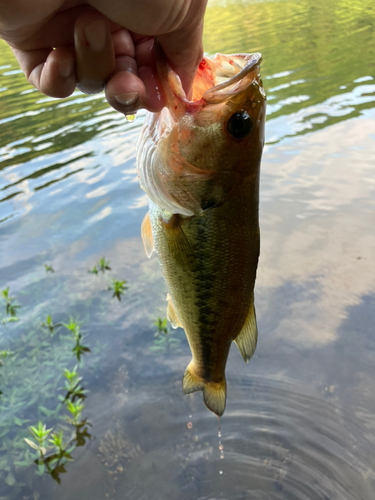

{"left": 234, "top": 301, "right": 258, "bottom": 363}
{"left": 183, "top": 362, "right": 227, "bottom": 417}
{"left": 141, "top": 211, "right": 154, "bottom": 258}
{"left": 166, "top": 293, "right": 183, "bottom": 329}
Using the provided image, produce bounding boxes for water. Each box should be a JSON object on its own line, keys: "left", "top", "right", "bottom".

{"left": 0, "top": 0, "right": 375, "bottom": 498}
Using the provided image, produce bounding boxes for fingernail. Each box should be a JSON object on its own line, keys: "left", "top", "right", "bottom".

{"left": 58, "top": 59, "right": 74, "bottom": 79}
{"left": 84, "top": 20, "right": 107, "bottom": 51}
{"left": 114, "top": 92, "right": 139, "bottom": 106}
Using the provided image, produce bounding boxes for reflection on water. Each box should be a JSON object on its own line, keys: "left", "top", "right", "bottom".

{"left": 0, "top": 0, "right": 375, "bottom": 498}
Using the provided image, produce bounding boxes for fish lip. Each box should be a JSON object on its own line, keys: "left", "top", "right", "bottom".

{"left": 155, "top": 40, "right": 263, "bottom": 116}
{"left": 202, "top": 52, "right": 262, "bottom": 104}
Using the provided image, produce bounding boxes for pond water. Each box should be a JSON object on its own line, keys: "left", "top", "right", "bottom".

{"left": 1, "top": 0, "right": 375, "bottom": 498}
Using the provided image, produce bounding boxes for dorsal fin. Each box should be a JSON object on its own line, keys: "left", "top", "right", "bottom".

{"left": 234, "top": 301, "right": 258, "bottom": 363}
{"left": 141, "top": 211, "right": 154, "bottom": 258}
{"left": 166, "top": 294, "right": 183, "bottom": 329}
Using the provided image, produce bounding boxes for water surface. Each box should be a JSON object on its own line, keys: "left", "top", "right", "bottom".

{"left": 0, "top": 0, "right": 375, "bottom": 498}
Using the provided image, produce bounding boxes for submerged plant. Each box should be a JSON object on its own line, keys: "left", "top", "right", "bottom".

{"left": 66, "top": 398, "right": 85, "bottom": 426}
{"left": 88, "top": 265, "right": 98, "bottom": 275}
{"left": 154, "top": 317, "right": 168, "bottom": 338}
{"left": 41, "top": 314, "right": 62, "bottom": 334}
{"left": 25, "top": 424, "right": 74, "bottom": 483}
{"left": 1, "top": 316, "right": 19, "bottom": 325}
{"left": 24, "top": 421, "right": 53, "bottom": 458}
{"left": 89, "top": 256, "right": 111, "bottom": 274}
{"left": 98, "top": 257, "right": 111, "bottom": 273}
{"left": 108, "top": 279, "right": 128, "bottom": 301}
{"left": 61, "top": 366, "right": 87, "bottom": 402}
{"left": 150, "top": 317, "right": 181, "bottom": 354}
{"left": 0, "top": 350, "right": 13, "bottom": 366}
{"left": 63, "top": 318, "right": 90, "bottom": 362}
{"left": 1, "top": 287, "right": 21, "bottom": 323}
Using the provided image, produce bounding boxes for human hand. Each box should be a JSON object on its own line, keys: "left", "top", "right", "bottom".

{"left": 0, "top": 0, "right": 207, "bottom": 113}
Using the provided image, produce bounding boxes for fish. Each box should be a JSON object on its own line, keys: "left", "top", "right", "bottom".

{"left": 136, "top": 46, "right": 266, "bottom": 417}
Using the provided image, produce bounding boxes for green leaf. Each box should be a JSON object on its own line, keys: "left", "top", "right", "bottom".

{"left": 5, "top": 472, "right": 16, "bottom": 486}
{"left": 38, "top": 406, "right": 55, "bottom": 417}
{"left": 37, "top": 463, "right": 45, "bottom": 475}
{"left": 24, "top": 438, "right": 39, "bottom": 451}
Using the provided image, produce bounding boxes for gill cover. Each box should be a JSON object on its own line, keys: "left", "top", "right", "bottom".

{"left": 136, "top": 44, "right": 264, "bottom": 217}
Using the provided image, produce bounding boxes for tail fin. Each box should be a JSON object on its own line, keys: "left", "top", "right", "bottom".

{"left": 183, "top": 362, "right": 227, "bottom": 417}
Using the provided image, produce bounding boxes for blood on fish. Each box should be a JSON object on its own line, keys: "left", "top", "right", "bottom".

{"left": 199, "top": 59, "right": 208, "bottom": 71}
{"left": 197, "top": 59, "right": 213, "bottom": 81}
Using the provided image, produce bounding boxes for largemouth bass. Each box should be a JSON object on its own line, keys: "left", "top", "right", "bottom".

{"left": 136, "top": 48, "right": 266, "bottom": 417}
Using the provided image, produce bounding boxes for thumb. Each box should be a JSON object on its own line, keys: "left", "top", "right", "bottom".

{"left": 157, "top": 0, "right": 207, "bottom": 95}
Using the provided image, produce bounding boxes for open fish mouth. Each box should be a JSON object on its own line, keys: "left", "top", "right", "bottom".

{"left": 155, "top": 40, "right": 264, "bottom": 117}
{"left": 194, "top": 52, "right": 263, "bottom": 103}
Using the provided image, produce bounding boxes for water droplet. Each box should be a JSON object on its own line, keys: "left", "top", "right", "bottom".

{"left": 219, "top": 470, "right": 223, "bottom": 475}
{"left": 219, "top": 444, "right": 223, "bottom": 451}
{"left": 218, "top": 431, "right": 222, "bottom": 438}
{"left": 125, "top": 113, "right": 137, "bottom": 122}
{"left": 189, "top": 415, "right": 192, "bottom": 419}
{"left": 220, "top": 452, "right": 224, "bottom": 459}
{"left": 187, "top": 422, "right": 193, "bottom": 429}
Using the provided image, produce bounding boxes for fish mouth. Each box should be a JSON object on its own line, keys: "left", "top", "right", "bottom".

{"left": 155, "top": 40, "right": 263, "bottom": 118}
{"left": 196, "top": 52, "right": 263, "bottom": 104}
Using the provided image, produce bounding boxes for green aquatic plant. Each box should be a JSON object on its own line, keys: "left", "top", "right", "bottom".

{"left": 63, "top": 318, "right": 91, "bottom": 362}
{"left": 44, "top": 264, "right": 55, "bottom": 273}
{"left": 63, "top": 317, "right": 82, "bottom": 334}
{"left": 0, "top": 306, "right": 100, "bottom": 493}
{"left": 41, "top": 314, "right": 62, "bottom": 334}
{"left": 24, "top": 421, "right": 52, "bottom": 458}
{"left": 61, "top": 366, "right": 87, "bottom": 402}
{"left": 1, "top": 286, "right": 12, "bottom": 305}
{"left": 1, "top": 316, "right": 19, "bottom": 325}
{"left": 149, "top": 317, "right": 181, "bottom": 354}
{"left": 72, "top": 341, "right": 91, "bottom": 362}
{"left": 0, "top": 350, "right": 13, "bottom": 366}
{"left": 1, "top": 286, "right": 21, "bottom": 323}
{"left": 65, "top": 398, "right": 85, "bottom": 426}
{"left": 98, "top": 257, "right": 111, "bottom": 273}
{"left": 25, "top": 424, "right": 74, "bottom": 483}
{"left": 88, "top": 256, "right": 111, "bottom": 274}
{"left": 108, "top": 279, "right": 128, "bottom": 301}
{"left": 154, "top": 317, "right": 168, "bottom": 337}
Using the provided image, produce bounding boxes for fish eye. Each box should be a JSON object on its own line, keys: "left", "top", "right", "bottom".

{"left": 227, "top": 111, "right": 253, "bottom": 139}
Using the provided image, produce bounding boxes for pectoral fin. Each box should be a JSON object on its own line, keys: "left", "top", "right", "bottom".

{"left": 162, "top": 214, "right": 194, "bottom": 268}
{"left": 141, "top": 211, "right": 154, "bottom": 258}
{"left": 183, "top": 362, "right": 227, "bottom": 417}
{"left": 234, "top": 301, "right": 258, "bottom": 363}
{"left": 166, "top": 293, "right": 182, "bottom": 329}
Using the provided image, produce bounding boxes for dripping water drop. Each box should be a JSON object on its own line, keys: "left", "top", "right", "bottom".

{"left": 125, "top": 113, "right": 137, "bottom": 122}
